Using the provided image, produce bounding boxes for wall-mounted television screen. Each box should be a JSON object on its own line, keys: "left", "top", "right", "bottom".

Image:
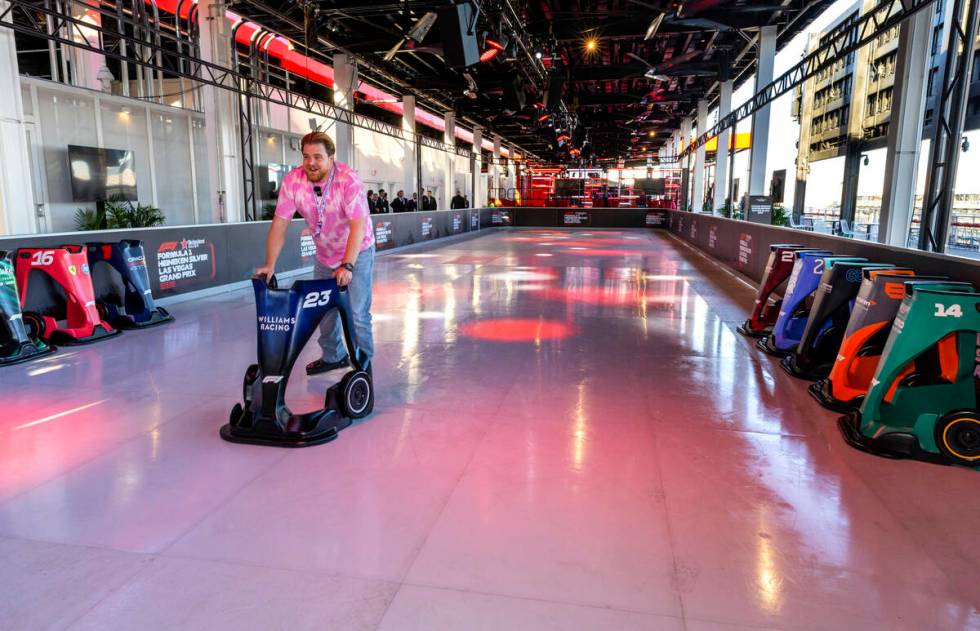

{"left": 258, "top": 163, "right": 296, "bottom": 200}
{"left": 68, "top": 145, "right": 138, "bottom": 202}
{"left": 634, "top": 178, "right": 665, "bottom": 195}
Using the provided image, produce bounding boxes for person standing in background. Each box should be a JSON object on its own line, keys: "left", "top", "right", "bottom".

{"left": 376, "top": 190, "right": 390, "bottom": 213}
{"left": 406, "top": 192, "right": 418, "bottom": 212}
{"left": 450, "top": 189, "right": 466, "bottom": 209}
{"left": 391, "top": 190, "right": 407, "bottom": 213}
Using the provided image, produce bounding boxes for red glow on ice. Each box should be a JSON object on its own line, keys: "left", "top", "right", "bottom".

{"left": 560, "top": 248, "right": 651, "bottom": 257}
{"left": 531, "top": 286, "right": 678, "bottom": 306}
{"left": 460, "top": 319, "right": 576, "bottom": 342}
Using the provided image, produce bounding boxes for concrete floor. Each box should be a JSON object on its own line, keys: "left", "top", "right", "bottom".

{"left": 1, "top": 228, "right": 978, "bottom": 630}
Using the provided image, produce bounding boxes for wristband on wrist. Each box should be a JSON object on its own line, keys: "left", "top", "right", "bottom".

{"left": 341, "top": 262, "right": 355, "bottom": 272}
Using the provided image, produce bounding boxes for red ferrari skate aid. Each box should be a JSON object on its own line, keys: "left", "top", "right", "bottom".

{"left": 14, "top": 245, "right": 120, "bottom": 344}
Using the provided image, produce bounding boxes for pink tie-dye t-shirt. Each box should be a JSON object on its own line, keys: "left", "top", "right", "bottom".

{"left": 275, "top": 162, "right": 374, "bottom": 267}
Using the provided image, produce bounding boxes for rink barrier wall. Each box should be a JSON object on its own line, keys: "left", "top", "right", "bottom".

{"left": 0, "top": 210, "right": 483, "bottom": 299}
{"left": 0, "top": 208, "right": 669, "bottom": 299}
{"left": 663, "top": 210, "right": 980, "bottom": 288}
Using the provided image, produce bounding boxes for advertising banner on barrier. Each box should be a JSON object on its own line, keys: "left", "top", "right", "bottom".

{"left": 374, "top": 219, "right": 395, "bottom": 250}
{"left": 737, "top": 232, "right": 754, "bottom": 270}
{"left": 562, "top": 210, "right": 591, "bottom": 226}
{"left": 645, "top": 211, "right": 667, "bottom": 226}
{"left": 155, "top": 236, "right": 217, "bottom": 292}
{"left": 491, "top": 210, "right": 512, "bottom": 225}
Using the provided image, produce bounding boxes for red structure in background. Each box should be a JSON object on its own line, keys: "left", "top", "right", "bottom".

{"left": 513, "top": 167, "right": 679, "bottom": 209}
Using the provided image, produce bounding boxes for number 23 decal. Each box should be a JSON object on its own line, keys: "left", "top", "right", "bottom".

{"left": 302, "top": 290, "right": 332, "bottom": 308}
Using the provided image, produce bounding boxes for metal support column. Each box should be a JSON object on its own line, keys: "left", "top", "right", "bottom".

{"left": 727, "top": 120, "right": 737, "bottom": 215}
{"left": 918, "top": 0, "right": 979, "bottom": 252}
{"left": 839, "top": 143, "right": 862, "bottom": 230}
{"left": 443, "top": 110, "right": 455, "bottom": 209}
{"left": 680, "top": 117, "right": 692, "bottom": 211}
{"left": 693, "top": 99, "right": 708, "bottom": 212}
{"left": 401, "top": 94, "right": 417, "bottom": 198}
{"left": 0, "top": 0, "right": 37, "bottom": 234}
{"left": 713, "top": 80, "right": 733, "bottom": 214}
{"left": 748, "top": 25, "right": 777, "bottom": 195}
{"left": 879, "top": 4, "right": 934, "bottom": 246}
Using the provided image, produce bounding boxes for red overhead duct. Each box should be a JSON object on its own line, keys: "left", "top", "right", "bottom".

{"left": 149, "top": 0, "right": 510, "bottom": 156}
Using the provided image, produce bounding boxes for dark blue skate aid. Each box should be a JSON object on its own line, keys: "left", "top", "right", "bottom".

{"left": 221, "top": 275, "right": 373, "bottom": 447}
{"left": 87, "top": 241, "right": 173, "bottom": 328}
{"left": 756, "top": 250, "right": 836, "bottom": 356}
{"left": 761, "top": 254, "right": 870, "bottom": 356}
{"left": 780, "top": 261, "right": 898, "bottom": 380}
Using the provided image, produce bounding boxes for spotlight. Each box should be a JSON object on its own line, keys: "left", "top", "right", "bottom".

{"left": 480, "top": 48, "right": 501, "bottom": 62}
{"left": 486, "top": 34, "right": 508, "bottom": 51}
{"left": 535, "top": 50, "right": 543, "bottom": 59}
{"left": 644, "top": 13, "right": 664, "bottom": 40}
{"left": 585, "top": 37, "right": 598, "bottom": 53}
{"left": 385, "top": 11, "right": 437, "bottom": 60}
{"left": 648, "top": 131, "right": 656, "bottom": 137}
{"left": 407, "top": 11, "right": 437, "bottom": 41}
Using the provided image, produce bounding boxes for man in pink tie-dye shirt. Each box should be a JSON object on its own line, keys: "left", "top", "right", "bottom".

{"left": 256, "top": 131, "right": 375, "bottom": 376}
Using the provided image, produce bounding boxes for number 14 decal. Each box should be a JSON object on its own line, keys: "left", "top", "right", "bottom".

{"left": 935, "top": 303, "right": 963, "bottom": 318}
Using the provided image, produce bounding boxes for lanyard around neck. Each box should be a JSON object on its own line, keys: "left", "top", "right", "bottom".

{"left": 311, "top": 166, "right": 336, "bottom": 237}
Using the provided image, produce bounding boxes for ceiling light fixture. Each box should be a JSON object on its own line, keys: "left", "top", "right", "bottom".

{"left": 384, "top": 11, "right": 437, "bottom": 61}
{"left": 644, "top": 13, "right": 664, "bottom": 41}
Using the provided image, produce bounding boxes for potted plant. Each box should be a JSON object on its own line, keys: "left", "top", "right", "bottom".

{"left": 772, "top": 203, "right": 788, "bottom": 227}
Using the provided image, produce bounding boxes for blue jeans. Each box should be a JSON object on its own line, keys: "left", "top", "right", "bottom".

{"left": 313, "top": 247, "right": 374, "bottom": 366}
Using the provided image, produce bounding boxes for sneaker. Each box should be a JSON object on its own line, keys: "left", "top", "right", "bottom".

{"left": 306, "top": 356, "right": 350, "bottom": 375}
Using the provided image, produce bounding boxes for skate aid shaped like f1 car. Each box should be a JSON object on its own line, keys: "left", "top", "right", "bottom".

{"left": 0, "top": 251, "right": 54, "bottom": 366}
{"left": 86, "top": 241, "right": 173, "bottom": 328}
{"left": 221, "top": 275, "right": 374, "bottom": 447}
{"left": 838, "top": 284, "right": 980, "bottom": 467}
{"left": 14, "top": 245, "right": 120, "bottom": 344}
{"left": 757, "top": 250, "right": 841, "bottom": 356}
{"left": 737, "top": 244, "right": 822, "bottom": 338}
{"left": 780, "top": 260, "right": 898, "bottom": 381}
{"left": 809, "top": 272, "right": 962, "bottom": 412}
